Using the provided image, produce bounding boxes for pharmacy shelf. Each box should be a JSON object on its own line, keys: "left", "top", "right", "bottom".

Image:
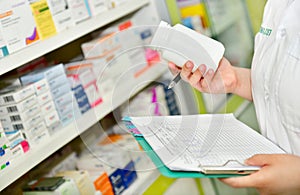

{"left": 0, "top": 0, "right": 149, "bottom": 76}
{"left": 0, "top": 64, "right": 167, "bottom": 191}
{"left": 212, "top": 15, "right": 236, "bottom": 36}
{"left": 203, "top": 0, "right": 238, "bottom": 36}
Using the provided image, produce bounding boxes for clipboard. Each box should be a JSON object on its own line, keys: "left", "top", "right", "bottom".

{"left": 135, "top": 136, "right": 248, "bottom": 178}
{"left": 123, "top": 117, "right": 258, "bottom": 178}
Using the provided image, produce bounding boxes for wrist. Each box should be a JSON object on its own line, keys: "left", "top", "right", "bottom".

{"left": 231, "top": 67, "right": 252, "bottom": 101}
{"left": 223, "top": 66, "right": 239, "bottom": 94}
{"left": 231, "top": 67, "right": 241, "bottom": 94}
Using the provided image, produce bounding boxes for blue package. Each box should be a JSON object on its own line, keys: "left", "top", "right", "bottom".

{"left": 109, "top": 168, "right": 126, "bottom": 195}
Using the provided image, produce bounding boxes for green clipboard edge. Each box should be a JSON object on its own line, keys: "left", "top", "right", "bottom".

{"left": 134, "top": 136, "right": 242, "bottom": 178}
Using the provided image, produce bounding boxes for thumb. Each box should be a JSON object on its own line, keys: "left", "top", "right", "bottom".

{"left": 245, "top": 154, "right": 274, "bottom": 166}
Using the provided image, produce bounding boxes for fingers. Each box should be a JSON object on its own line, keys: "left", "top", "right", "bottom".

{"left": 189, "top": 66, "right": 205, "bottom": 87}
{"left": 200, "top": 69, "right": 214, "bottom": 89}
{"left": 180, "top": 61, "right": 194, "bottom": 81}
{"left": 245, "top": 154, "right": 276, "bottom": 166}
{"left": 180, "top": 61, "right": 217, "bottom": 93}
{"left": 219, "top": 173, "right": 261, "bottom": 188}
{"left": 168, "top": 62, "right": 181, "bottom": 75}
{"left": 181, "top": 61, "right": 206, "bottom": 82}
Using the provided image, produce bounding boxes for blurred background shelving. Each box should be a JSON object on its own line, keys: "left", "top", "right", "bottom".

{"left": 0, "top": 0, "right": 267, "bottom": 194}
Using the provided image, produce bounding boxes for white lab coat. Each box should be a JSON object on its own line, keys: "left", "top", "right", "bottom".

{"left": 251, "top": 0, "right": 300, "bottom": 155}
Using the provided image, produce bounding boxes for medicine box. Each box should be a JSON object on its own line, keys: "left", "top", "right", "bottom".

{"left": 47, "top": 74, "right": 69, "bottom": 90}
{"left": 22, "top": 122, "right": 50, "bottom": 147}
{"left": 57, "top": 106, "right": 77, "bottom": 126}
{"left": 81, "top": 33, "right": 121, "bottom": 61}
{"left": 0, "top": 85, "right": 35, "bottom": 105}
{"left": 121, "top": 160, "right": 137, "bottom": 188}
{"left": 72, "top": 84, "right": 91, "bottom": 114}
{"left": 44, "top": 109, "right": 60, "bottom": 127}
{"left": 29, "top": 0, "right": 57, "bottom": 40}
{"left": 0, "top": 0, "right": 40, "bottom": 54}
{"left": 0, "top": 95, "right": 38, "bottom": 115}
{"left": 37, "top": 90, "right": 53, "bottom": 106}
{"left": 80, "top": 169, "right": 114, "bottom": 195}
{"left": 1, "top": 113, "right": 43, "bottom": 132}
{"left": 47, "top": 0, "right": 75, "bottom": 32}
{"left": 54, "top": 92, "right": 80, "bottom": 124}
{"left": 86, "top": 0, "right": 109, "bottom": 16}
{"left": 54, "top": 92, "right": 73, "bottom": 108}
{"left": 10, "top": 139, "right": 30, "bottom": 159}
{"left": 56, "top": 170, "right": 96, "bottom": 195}
{"left": 41, "top": 100, "right": 56, "bottom": 116}
{"left": 56, "top": 102, "right": 73, "bottom": 117}
{"left": 65, "top": 61, "right": 102, "bottom": 108}
{"left": 107, "top": 167, "right": 126, "bottom": 195}
{"left": 0, "top": 26, "right": 9, "bottom": 58}
{"left": 81, "top": 34, "right": 132, "bottom": 90}
{"left": 47, "top": 120, "right": 61, "bottom": 135}
{"left": 0, "top": 103, "right": 40, "bottom": 124}
{"left": 20, "top": 64, "right": 66, "bottom": 85}
{"left": 5, "top": 130, "right": 25, "bottom": 149}
{"left": 31, "top": 78, "right": 50, "bottom": 96}
{"left": 66, "top": 0, "right": 90, "bottom": 24}
{"left": 0, "top": 131, "right": 12, "bottom": 171}
{"left": 76, "top": 151, "right": 115, "bottom": 194}
{"left": 5, "top": 131, "right": 29, "bottom": 159}
{"left": 51, "top": 83, "right": 72, "bottom": 99}
{"left": 23, "top": 177, "right": 80, "bottom": 195}
{"left": 73, "top": 85, "right": 89, "bottom": 104}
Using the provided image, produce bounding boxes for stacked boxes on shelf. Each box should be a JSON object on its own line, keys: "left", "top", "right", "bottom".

{"left": 76, "top": 155, "right": 132, "bottom": 195}
{"left": 0, "top": 85, "right": 38, "bottom": 133}
{"left": 55, "top": 170, "right": 96, "bottom": 195}
{"left": 81, "top": 33, "right": 132, "bottom": 94}
{"left": 15, "top": 132, "right": 143, "bottom": 194}
{"left": 66, "top": 76, "right": 91, "bottom": 115}
{"left": 1, "top": 84, "right": 50, "bottom": 148}
{"left": 24, "top": 79, "right": 54, "bottom": 146}
{"left": 20, "top": 64, "right": 79, "bottom": 134}
{"left": 88, "top": 16, "right": 160, "bottom": 80}
{"left": 5, "top": 131, "right": 30, "bottom": 160}
{"left": 0, "top": 0, "right": 135, "bottom": 59}
{"left": 0, "top": 85, "right": 39, "bottom": 157}
{"left": 77, "top": 134, "right": 138, "bottom": 195}
{"left": 0, "top": 123, "right": 12, "bottom": 171}
{"left": 159, "top": 82, "right": 180, "bottom": 115}
{"left": 100, "top": 20, "right": 150, "bottom": 78}
{"left": 117, "top": 83, "right": 179, "bottom": 117}
{"left": 65, "top": 61, "right": 102, "bottom": 109}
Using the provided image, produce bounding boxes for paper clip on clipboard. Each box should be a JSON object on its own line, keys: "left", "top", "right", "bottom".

{"left": 199, "top": 160, "right": 260, "bottom": 175}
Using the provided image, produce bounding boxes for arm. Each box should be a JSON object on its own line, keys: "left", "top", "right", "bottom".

{"left": 169, "top": 57, "right": 253, "bottom": 101}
